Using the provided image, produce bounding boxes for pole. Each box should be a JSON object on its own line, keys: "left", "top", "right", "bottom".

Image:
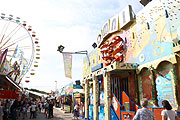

{"left": 55, "top": 81, "right": 57, "bottom": 91}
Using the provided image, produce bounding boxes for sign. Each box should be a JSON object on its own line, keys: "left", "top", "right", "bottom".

{"left": 119, "top": 5, "right": 134, "bottom": 29}
{"left": 97, "top": 32, "right": 102, "bottom": 45}
{"left": 110, "top": 15, "right": 119, "bottom": 33}
{"left": 91, "top": 63, "right": 103, "bottom": 72}
{"left": 63, "top": 53, "right": 72, "bottom": 78}
{"left": 121, "top": 112, "right": 134, "bottom": 120}
{"left": 102, "top": 20, "right": 110, "bottom": 39}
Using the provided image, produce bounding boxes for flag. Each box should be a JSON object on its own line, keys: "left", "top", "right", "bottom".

{"left": 63, "top": 53, "right": 72, "bottom": 79}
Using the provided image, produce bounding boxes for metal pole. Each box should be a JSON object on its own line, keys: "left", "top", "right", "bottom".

{"left": 55, "top": 80, "right": 57, "bottom": 91}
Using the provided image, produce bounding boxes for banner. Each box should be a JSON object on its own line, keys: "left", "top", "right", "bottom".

{"left": 60, "top": 82, "right": 73, "bottom": 95}
{"left": 63, "top": 53, "right": 72, "bottom": 78}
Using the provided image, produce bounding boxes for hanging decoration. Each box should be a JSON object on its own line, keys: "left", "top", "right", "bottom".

{"left": 63, "top": 53, "right": 72, "bottom": 79}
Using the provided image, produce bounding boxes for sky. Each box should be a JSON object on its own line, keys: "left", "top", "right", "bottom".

{"left": 0, "top": 0, "right": 143, "bottom": 92}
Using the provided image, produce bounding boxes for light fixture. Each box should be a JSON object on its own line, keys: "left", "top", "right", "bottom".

{"left": 92, "top": 42, "right": 97, "bottom": 49}
{"left": 57, "top": 45, "right": 65, "bottom": 53}
{"left": 57, "top": 44, "right": 90, "bottom": 65}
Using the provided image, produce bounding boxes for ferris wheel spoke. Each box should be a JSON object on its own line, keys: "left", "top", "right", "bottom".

{"left": 5, "top": 34, "right": 29, "bottom": 45}
{"left": 0, "top": 34, "right": 5, "bottom": 45}
{"left": 3, "top": 24, "right": 22, "bottom": 43}
{"left": 1, "top": 34, "right": 29, "bottom": 50}
{"left": 18, "top": 46, "right": 32, "bottom": 49}
{"left": 0, "top": 37, "right": 12, "bottom": 49}
{"left": 1, "top": 41, "right": 17, "bottom": 51}
{"left": 0, "top": 21, "right": 10, "bottom": 44}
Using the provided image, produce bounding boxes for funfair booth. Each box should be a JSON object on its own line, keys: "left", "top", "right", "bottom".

{"left": 83, "top": 0, "right": 180, "bottom": 120}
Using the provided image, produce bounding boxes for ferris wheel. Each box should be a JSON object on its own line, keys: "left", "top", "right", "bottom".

{"left": 0, "top": 13, "right": 40, "bottom": 83}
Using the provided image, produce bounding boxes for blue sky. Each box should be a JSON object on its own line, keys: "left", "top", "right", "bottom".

{"left": 0, "top": 0, "right": 143, "bottom": 92}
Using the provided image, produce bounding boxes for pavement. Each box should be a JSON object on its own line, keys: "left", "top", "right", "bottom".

{"left": 16, "top": 107, "right": 84, "bottom": 120}
{"left": 55, "top": 107, "right": 84, "bottom": 120}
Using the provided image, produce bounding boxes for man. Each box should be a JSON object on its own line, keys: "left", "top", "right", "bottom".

{"left": 133, "top": 98, "right": 155, "bottom": 120}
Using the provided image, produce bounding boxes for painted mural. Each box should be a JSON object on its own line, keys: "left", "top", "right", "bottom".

{"left": 156, "top": 74, "right": 175, "bottom": 108}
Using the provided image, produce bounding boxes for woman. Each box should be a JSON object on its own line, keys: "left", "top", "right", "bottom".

{"left": 161, "top": 100, "right": 180, "bottom": 120}
{"left": 133, "top": 98, "right": 155, "bottom": 120}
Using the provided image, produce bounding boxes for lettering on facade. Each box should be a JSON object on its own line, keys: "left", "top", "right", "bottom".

{"left": 97, "top": 34, "right": 102, "bottom": 44}
{"left": 102, "top": 22, "right": 109, "bottom": 38}
{"left": 111, "top": 18, "right": 117, "bottom": 31}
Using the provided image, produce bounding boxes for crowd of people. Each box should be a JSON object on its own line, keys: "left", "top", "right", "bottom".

{"left": 0, "top": 98, "right": 54, "bottom": 120}
{"left": 1, "top": 97, "right": 180, "bottom": 120}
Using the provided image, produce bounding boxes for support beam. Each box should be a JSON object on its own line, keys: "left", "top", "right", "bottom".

{"left": 104, "top": 72, "right": 111, "bottom": 120}
{"left": 93, "top": 75, "right": 99, "bottom": 120}
{"left": 85, "top": 79, "right": 89, "bottom": 119}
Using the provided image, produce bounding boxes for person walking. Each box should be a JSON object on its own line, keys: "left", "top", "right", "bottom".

{"left": 48, "top": 101, "right": 54, "bottom": 119}
{"left": 3, "top": 99, "right": 9, "bottom": 120}
{"left": 10, "top": 100, "right": 18, "bottom": 120}
{"left": 29, "top": 103, "right": 36, "bottom": 119}
{"left": 38, "top": 102, "right": 42, "bottom": 112}
{"left": 0, "top": 100, "right": 4, "bottom": 120}
{"left": 21, "top": 104, "right": 27, "bottom": 120}
{"left": 44, "top": 101, "right": 49, "bottom": 118}
{"left": 133, "top": 98, "right": 155, "bottom": 120}
{"left": 161, "top": 100, "right": 180, "bottom": 120}
{"left": 73, "top": 104, "right": 80, "bottom": 120}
